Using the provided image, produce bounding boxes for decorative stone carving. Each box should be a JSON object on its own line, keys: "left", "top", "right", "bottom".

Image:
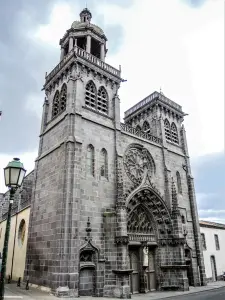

{"left": 123, "top": 145, "right": 155, "bottom": 184}
{"left": 115, "top": 236, "right": 129, "bottom": 245}
{"left": 127, "top": 206, "right": 154, "bottom": 234}
{"left": 116, "top": 156, "right": 124, "bottom": 203}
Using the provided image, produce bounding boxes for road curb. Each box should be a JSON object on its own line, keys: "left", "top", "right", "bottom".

{"left": 154, "top": 285, "right": 225, "bottom": 300}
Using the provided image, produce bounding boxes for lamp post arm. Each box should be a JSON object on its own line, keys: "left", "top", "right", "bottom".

{"left": 0, "top": 188, "right": 15, "bottom": 300}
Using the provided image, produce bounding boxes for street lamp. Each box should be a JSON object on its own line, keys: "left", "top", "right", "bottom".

{"left": 0, "top": 158, "right": 26, "bottom": 300}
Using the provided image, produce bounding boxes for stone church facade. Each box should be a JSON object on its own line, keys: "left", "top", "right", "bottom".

{"left": 24, "top": 8, "right": 206, "bottom": 298}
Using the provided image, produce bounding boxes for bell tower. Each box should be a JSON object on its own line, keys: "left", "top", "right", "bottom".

{"left": 25, "top": 8, "right": 122, "bottom": 297}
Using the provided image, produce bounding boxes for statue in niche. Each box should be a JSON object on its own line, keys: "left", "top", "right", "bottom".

{"left": 143, "top": 246, "right": 149, "bottom": 267}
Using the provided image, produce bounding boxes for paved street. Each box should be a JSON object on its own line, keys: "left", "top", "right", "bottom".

{"left": 3, "top": 281, "right": 225, "bottom": 299}
{"left": 165, "top": 287, "right": 225, "bottom": 300}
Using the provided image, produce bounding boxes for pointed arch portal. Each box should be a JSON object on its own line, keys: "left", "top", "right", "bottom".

{"left": 127, "top": 187, "right": 172, "bottom": 242}
{"left": 127, "top": 188, "right": 173, "bottom": 294}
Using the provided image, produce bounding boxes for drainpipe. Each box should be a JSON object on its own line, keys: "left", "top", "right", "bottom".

{"left": 11, "top": 190, "right": 22, "bottom": 280}
{"left": 10, "top": 212, "right": 18, "bottom": 280}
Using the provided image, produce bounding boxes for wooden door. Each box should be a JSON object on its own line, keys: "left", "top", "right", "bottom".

{"left": 146, "top": 249, "right": 156, "bottom": 291}
{"left": 129, "top": 250, "right": 140, "bottom": 294}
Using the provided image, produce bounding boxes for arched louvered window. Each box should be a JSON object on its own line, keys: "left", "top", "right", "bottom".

{"left": 136, "top": 125, "right": 141, "bottom": 132}
{"left": 142, "top": 121, "right": 150, "bottom": 132}
{"left": 97, "top": 86, "right": 108, "bottom": 114}
{"left": 52, "top": 91, "right": 60, "bottom": 118}
{"left": 87, "top": 144, "right": 95, "bottom": 176}
{"left": 176, "top": 171, "right": 182, "bottom": 194}
{"left": 85, "top": 81, "right": 97, "bottom": 109}
{"left": 60, "top": 84, "right": 67, "bottom": 113}
{"left": 171, "top": 122, "right": 179, "bottom": 144}
{"left": 164, "top": 119, "right": 171, "bottom": 141}
{"left": 100, "top": 148, "right": 108, "bottom": 178}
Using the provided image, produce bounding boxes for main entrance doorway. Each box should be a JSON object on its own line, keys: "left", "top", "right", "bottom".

{"left": 129, "top": 246, "right": 156, "bottom": 294}
{"left": 129, "top": 249, "right": 140, "bottom": 293}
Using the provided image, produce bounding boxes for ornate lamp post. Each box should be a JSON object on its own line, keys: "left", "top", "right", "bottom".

{"left": 0, "top": 158, "right": 26, "bottom": 300}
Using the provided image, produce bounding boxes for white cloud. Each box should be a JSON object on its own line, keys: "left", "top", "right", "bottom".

{"left": 34, "top": 3, "right": 79, "bottom": 48}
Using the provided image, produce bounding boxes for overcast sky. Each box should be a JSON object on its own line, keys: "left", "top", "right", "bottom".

{"left": 0, "top": 0, "right": 224, "bottom": 222}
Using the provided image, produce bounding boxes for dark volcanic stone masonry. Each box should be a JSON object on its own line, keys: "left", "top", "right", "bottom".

{"left": 24, "top": 8, "right": 207, "bottom": 298}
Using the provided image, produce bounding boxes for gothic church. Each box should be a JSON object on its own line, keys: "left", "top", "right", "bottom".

{"left": 24, "top": 8, "right": 207, "bottom": 298}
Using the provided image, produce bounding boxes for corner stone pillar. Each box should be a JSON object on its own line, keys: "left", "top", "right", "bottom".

{"left": 86, "top": 35, "right": 91, "bottom": 53}
{"left": 180, "top": 126, "right": 207, "bottom": 287}
{"left": 100, "top": 43, "right": 105, "bottom": 61}
{"left": 187, "top": 175, "right": 207, "bottom": 286}
{"left": 113, "top": 204, "right": 131, "bottom": 298}
{"left": 69, "top": 36, "right": 74, "bottom": 52}
{"left": 60, "top": 47, "right": 65, "bottom": 61}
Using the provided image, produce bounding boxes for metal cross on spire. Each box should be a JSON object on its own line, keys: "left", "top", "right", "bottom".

{"left": 160, "top": 87, "right": 164, "bottom": 96}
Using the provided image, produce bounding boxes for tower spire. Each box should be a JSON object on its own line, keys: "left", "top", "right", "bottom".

{"left": 80, "top": 6, "right": 92, "bottom": 23}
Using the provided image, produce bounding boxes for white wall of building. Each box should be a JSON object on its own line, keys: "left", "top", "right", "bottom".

{"left": 200, "top": 225, "right": 225, "bottom": 280}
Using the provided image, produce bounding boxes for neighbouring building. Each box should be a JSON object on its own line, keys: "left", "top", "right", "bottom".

{"left": 0, "top": 171, "right": 34, "bottom": 281}
{"left": 200, "top": 220, "right": 225, "bottom": 282}
{"left": 0, "top": 8, "right": 207, "bottom": 298}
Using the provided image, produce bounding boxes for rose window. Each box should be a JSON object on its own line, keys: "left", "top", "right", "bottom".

{"left": 124, "top": 147, "right": 155, "bottom": 183}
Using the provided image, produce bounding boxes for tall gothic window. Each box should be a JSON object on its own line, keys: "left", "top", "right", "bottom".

{"left": 164, "top": 119, "right": 171, "bottom": 141}
{"left": 142, "top": 121, "right": 150, "bottom": 133}
{"left": 97, "top": 86, "right": 108, "bottom": 114}
{"left": 60, "top": 84, "right": 67, "bottom": 112}
{"left": 171, "top": 122, "right": 179, "bottom": 144}
{"left": 52, "top": 84, "right": 67, "bottom": 119}
{"left": 100, "top": 148, "right": 108, "bottom": 178}
{"left": 85, "top": 81, "right": 97, "bottom": 109}
{"left": 201, "top": 233, "right": 206, "bottom": 250}
{"left": 176, "top": 171, "right": 182, "bottom": 194}
{"left": 52, "top": 90, "right": 60, "bottom": 118}
{"left": 214, "top": 234, "right": 220, "bottom": 250}
{"left": 87, "top": 144, "right": 95, "bottom": 176}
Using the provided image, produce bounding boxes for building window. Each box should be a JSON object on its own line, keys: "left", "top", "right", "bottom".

{"left": 18, "top": 219, "right": 26, "bottom": 247}
{"left": 52, "top": 84, "right": 67, "bottom": 119}
{"left": 52, "top": 90, "right": 60, "bottom": 118}
{"left": 142, "top": 121, "right": 150, "bottom": 133}
{"left": 201, "top": 233, "right": 206, "bottom": 250}
{"left": 85, "top": 81, "right": 97, "bottom": 109}
{"left": 97, "top": 86, "right": 108, "bottom": 114}
{"left": 176, "top": 171, "right": 182, "bottom": 194}
{"left": 87, "top": 144, "right": 95, "bottom": 176}
{"left": 164, "top": 119, "right": 171, "bottom": 141}
{"left": 214, "top": 234, "right": 220, "bottom": 250}
{"left": 100, "top": 148, "right": 108, "bottom": 178}
{"left": 171, "top": 122, "right": 179, "bottom": 144}
{"left": 60, "top": 83, "right": 67, "bottom": 112}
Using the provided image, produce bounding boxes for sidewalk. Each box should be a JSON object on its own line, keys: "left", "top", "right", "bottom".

{"left": 132, "top": 281, "right": 225, "bottom": 299}
{"left": 4, "top": 280, "right": 225, "bottom": 300}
